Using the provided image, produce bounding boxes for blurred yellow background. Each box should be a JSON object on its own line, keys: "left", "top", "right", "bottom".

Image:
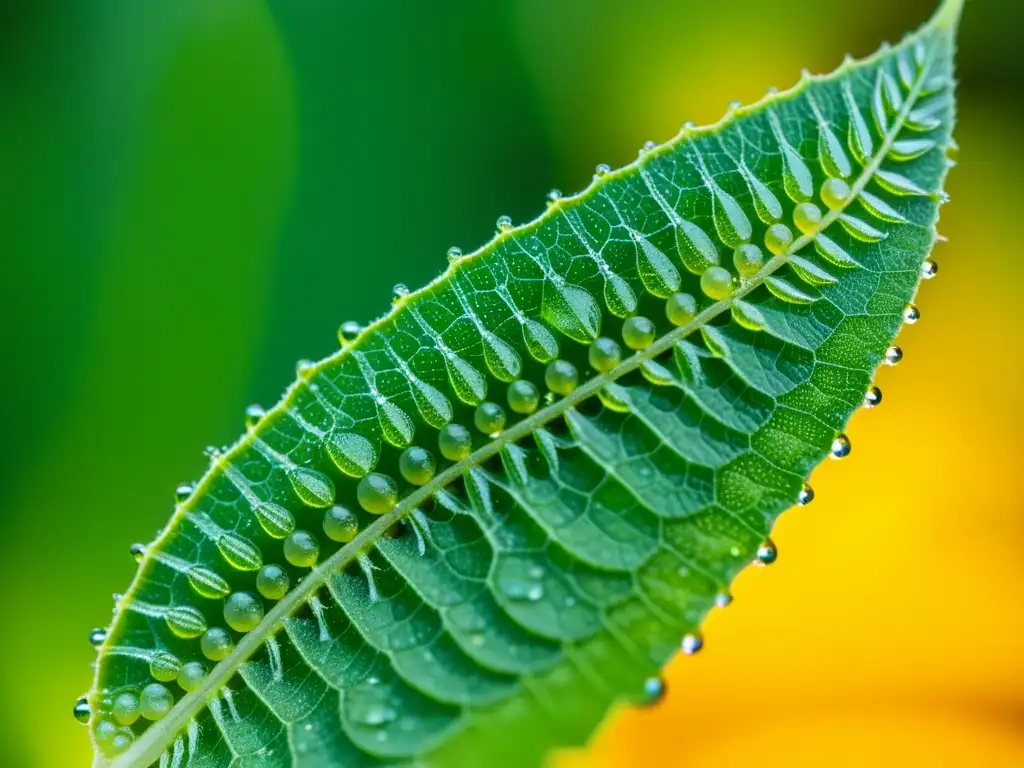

{"left": 1, "top": 0, "right": 1020, "bottom": 765}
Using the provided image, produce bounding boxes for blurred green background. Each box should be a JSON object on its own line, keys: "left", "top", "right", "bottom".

{"left": 1, "top": 0, "right": 1021, "bottom": 765}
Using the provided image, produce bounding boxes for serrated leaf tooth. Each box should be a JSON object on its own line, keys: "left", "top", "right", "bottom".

{"left": 635, "top": 234, "right": 681, "bottom": 297}
{"left": 874, "top": 169, "right": 928, "bottom": 197}
{"left": 674, "top": 215, "right": 720, "bottom": 274}
{"left": 710, "top": 183, "right": 752, "bottom": 247}
{"left": 858, "top": 190, "right": 908, "bottom": 223}
{"left": 410, "top": 378, "right": 453, "bottom": 428}
{"left": 597, "top": 383, "right": 631, "bottom": 412}
{"left": 482, "top": 331, "right": 522, "bottom": 382}
{"left": 838, "top": 213, "right": 888, "bottom": 242}
{"left": 603, "top": 272, "right": 637, "bottom": 318}
{"left": 445, "top": 352, "right": 488, "bottom": 405}
{"left": 521, "top": 317, "right": 559, "bottom": 362}
{"left": 542, "top": 281, "right": 601, "bottom": 342}
{"left": 765, "top": 275, "right": 817, "bottom": 304}
{"left": 789, "top": 254, "right": 838, "bottom": 286}
{"left": 739, "top": 164, "right": 783, "bottom": 224}
{"left": 889, "top": 138, "right": 936, "bottom": 161}
{"left": 378, "top": 400, "right": 415, "bottom": 447}
{"left": 814, "top": 233, "right": 858, "bottom": 268}
{"left": 730, "top": 299, "right": 766, "bottom": 331}
{"left": 501, "top": 444, "right": 531, "bottom": 485}
{"left": 326, "top": 431, "right": 378, "bottom": 477}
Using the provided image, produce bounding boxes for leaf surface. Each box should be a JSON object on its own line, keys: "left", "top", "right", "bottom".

{"left": 85, "top": 2, "right": 963, "bottom": 765}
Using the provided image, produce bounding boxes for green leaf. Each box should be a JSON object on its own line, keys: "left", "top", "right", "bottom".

{"left": 83, "top": 2, "right": 963, "bottom": 765}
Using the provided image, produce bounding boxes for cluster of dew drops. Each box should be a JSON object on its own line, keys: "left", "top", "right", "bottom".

{"left": 74, "top": 134, "right": 942, "bottom": 734}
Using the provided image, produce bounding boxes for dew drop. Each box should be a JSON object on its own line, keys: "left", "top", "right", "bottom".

{"left": 474, "top": 402, "right": 507, "bottom": 434}
{"left": 681, "top": 632, "right": 703, "bottom": 656}
{"left": 546, "top": 189, "right": 562, "bottom": 205}
{"left": 798, "top": 483, "right": 815, "bottom": 506}
{"left": 732, "top": 244, "right": 765, "bottom": 279}
{"left": 904, "top": 304, "right": 920, "bottom": 324}
{"left": 863, "top": 385, "right": 882, "bottom": 408}
{"left": 296, "top": 359, "right": 314, "bottom": 377}
{"left": 714, "top": 592, "right": 733, "bottom": 608}
{"left": 323, "top": 505, "right": 359, "bottom": 543}
{"left": 820, "top": 177, "right": 852, "bottom": 210}
{"left": 507, "top": 380, "right": 540, "bottom": 415}
{"left": 113, "top": 692, "right": 140, "bottom": 726}
{"left": 700, "top": 266, "right": 734, "bottom": 301}
{"left": 544, "top": 359, "right": 579, "bottom": 396}
{"left": 224, "top": 591, "right": 266, "bottom": 632}
{"left": 622, "top": 316, "right": 656, "bottom": 350}
{"left": 73, "top": 696, "right": 90, "bottom": 724}
{"left": 665, "top": 293, "right": 698, "bottom": 327}
{"left": 764, "top": 222, "right": 794, "bottom": 255}
{"left": 496, "top": 215, "right": 513, "bottom": 232}
{"left": 921, "top": 260, "right": 938, "bottom": 279}
{"left": 93, "top": 717, "right": 117, "bottom": 745}
{"left": 641, "top": 677, "right": 666, "bottom": 706}
{"left": 830, "top": 434, "right": 852, "bottom": 459}
{"left": 201, "top": 627, "right": 235, "bottom": 662}
{"left": 399, "top": 446, "right": 436, "bottom": 485}
{"left": 446, "top": 246, "right": 463, "bottom": 264}
{"left": 884, "top": 345, "right": 903, "bottom": 366}
{"left": 793, "top": 202, "right": 823, "bottom": 234}
{"left": 594, "top": 163, "right": 611, "bottom": 177}
{"left": 129, "top": 543, "right": 145, "bottom": 563}
{"left": 643, "top": 140, "right": 656, "bottom": 152}
{"left": 438, "top": 423, "right": 473, "bottom": 461}
{"left": 149, "top": 650, "right": 182, "bottom": 683}
{"left": 588, "top": 337, "right": 622, "bottom": 373}
{"left": 338, "top": 321, "right": 361, "bottom": 345}
{"left": 243, "top": 404, "right": 265, "bottom": 430}
{"left": 177, "top": 661, "right": 207, "bottom": 692}
{"left": 175, "top": 483, "right": 193, "bottom": 503}
{"left": 257, "top": 564, "right": 290, "bottom": 600}
{"left": 139, "top": 683, "right": 173, "bottom": 721}
{"left": 357, "top": 473, "right": 399, "bottom": 515}
{"left": 284, "top": 530, "right": 320, "bottom": 568}
{"left": 754, "top": 539, "right": 778, "bottom": 566}
{"left": 110, "top": 728, "right": 135, "bottom": 754}
{"left": 88, "top": 628, "right": 107, "bottom": 648}
{"left": 392, "top": 284, "right": 409, "bottom": 302}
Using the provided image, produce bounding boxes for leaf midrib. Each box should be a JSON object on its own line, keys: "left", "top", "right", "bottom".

{"left": 103, "top": 42, "right": 935, "bottom": 768}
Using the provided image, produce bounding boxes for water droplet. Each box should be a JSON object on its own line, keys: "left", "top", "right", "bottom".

{"left": 904, "top": 304, "right": 920, "bottom": 324}
{"left": 863, "top": 385, "right": 882, "bottom": 408}
{"left": 507, "top": 380, "right": 540, "bottom": 415}
{"left": 665, "top": 293, "right": 698, "bottom": 327}
{"left": 201, "top": 627, "right": 235, "bottom": 661}
{"left": 921, "top": 260, "right": 938, "bottom": 279}
{"left": 177, "top": 661, "right": 207, "bottom": 692}
{"left": 544, "top": 359, "right": 579, "bottom": 396}
{"left": 588, "top": 337, "right": 622, "bottom": 373}
{"left": 93, "top": 717, "right": 117, "bottom": 745}
{"left": 830, "top": 434, "right": 852, "bottom": 459}
{"left": 641, "top": 677, "right": 666, "bottom": 706}
{"left": 764, "top": 222, "right": 794, "bottom": 255}
{"left": 88, "top": 628, "right": 106, "bottom": 648}
{"left": 112, "top": 691, "right": 140, "bottom": 726}
{"left": 732, "top": 244, "right": 765, "bottom": 279}
{"left": 283, "top": 530, "right": 320, "bottom": 568}
{"left": 594, "top": 163, "right": 611, "bottom": 177}
{"left": 110, "top": 727, "right": 135, "bottom": 754}
{"left": 73, "top": 696, "right": 90, "bottom": 724}
{"left": 446, "top": 246, "right": 463, "bottom": 264}
{"left": 438, "top": 423, "right": 473, "bottom": 461}
{"left": 149, "top": 650, "right": 182, "bottom": 682}
{"left": 253, "top": 502, "right": 296, "bottom": 539}
{"left": 546, "top": 189, "right": 562, "bottom": 205}
{"left": 338, "top": 320, "right": 361, "bottom": 345}
{"left": 700, "top": 266, "right": 734, "bottom": 301}
{"left": 357, "top": 473, "right": 399, "bottom": 515}
{"left": 884, "top": 345, "right": 903, "bottom": 366}
{"left": 129, "top": 543, "right": 145, "bottom": 563}
{"left": 622, "top": 315, "right": 656, "bottom": 350}
{"left": 793, "top": 202, "right": 823, "bottom": 234}
{"left": 754, "top": 539, "right": 778, "bottom": 566}
{"left": 392, "top": 284, "right": 409, "bottom": 302}
{"left": 474, "top": 402, "right": 507, "bottom": 434}
{"left": 297, "top": 359, "right": 314, "bottom": 377}
{"left": 323, "top": 505, "right": 359, "bottom": 543}
{"left": 224, "top": 591, "right": 266, "bottom": 633}
{"left": 820, "top": 177, "right": 851, "bottom": 210}
{"left": 399, "top": 446, "right": 436, "bottom": 486}
{"left": 714, "top": 592, "right": 733, "bottom": 608}
{"left": 681, "top": 632, "right": 703, "bottom": 655}
{"left": 643, "top": 140, "right": 657, "bottom": 152}
{"left": 139, "top": 683, "right": 173, "bottom": 721}
{"left": 798, "top": 483, "right": 815, "bottom": 506}
{"left": 244, "top": 404, "right": 265, "bottom": 429}
{"left": 175, "top": 484, "right": 193, "bottom": 503}
{"left": 257, "top": 564, "right": 290, "bottom": 600}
